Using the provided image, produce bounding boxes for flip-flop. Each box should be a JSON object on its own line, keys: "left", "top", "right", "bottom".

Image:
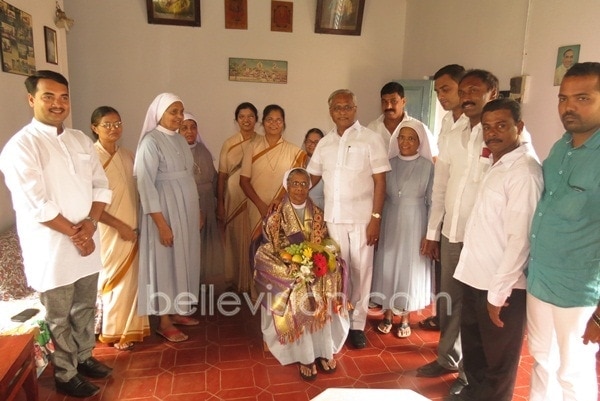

{"left": 113, "top": 341, "right": 134, "bottom": 351}
{"left": 156, "top": 327, "right": 188, "bottom": 342}
{"left": 315, "top": 357, "right": 337, "bottom": 374}
{"left": 396, "top": 322, "right": 412, "bottom": 338}
{"left": 418, "top": 316, "right": 440, "bottom": 331}
{"left": 377, "top": 318, "right": 393, "bottom": 334}
{"left": 170, "top": 315, "right": 200, "bottom": 326}
{"left": 299, "top": 363, "right": 317, "bottom": 381}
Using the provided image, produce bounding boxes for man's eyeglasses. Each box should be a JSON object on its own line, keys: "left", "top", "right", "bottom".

{"left": 288, "top": 181, "right": 309, "bottom": 188}
{"left": 330, "top": 105, "right": 356, "bottom": 113}
{"left": 98, "top": 122, "right": 123, "bottom": 129}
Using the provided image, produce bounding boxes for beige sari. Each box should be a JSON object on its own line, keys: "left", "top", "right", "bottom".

{"left": 95, "top": 143, "right": 150, "bottom": 344}
{"left": 218, "top": 132, "right": 262, "bottom": 291}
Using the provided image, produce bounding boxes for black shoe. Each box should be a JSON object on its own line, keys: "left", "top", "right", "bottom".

{"left": 77, "top": 356, "right": 113, "bottom": 379}
{"left": 55, "top": 374, "right": 100, "bottom": 398}
{"left": 416, "top": 360, "right": 458, "bottom": 377}
{"left": 349, "top": 329, "right": 366, "bottom": 349}
{"left": 449, "top": 377, "right": 468, "bottom": 395}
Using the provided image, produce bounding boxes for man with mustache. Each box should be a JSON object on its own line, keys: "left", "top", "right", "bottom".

{"left": 450, "top": 98, "right": 542, "bottom": 401}
{"left": 367, "top": 81, "right": 437, "bottom": 157}
{"left": 417, "top": 69, "right": 500, "bottom": 396}
{"left": 527, "top": 62, "right": 600, "bottom": 401}
{"left": 0, "top": 70, "right": 113, "bottom": 397}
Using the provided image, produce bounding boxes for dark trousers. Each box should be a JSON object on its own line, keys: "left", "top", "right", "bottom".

{"left": 460, "top": 285, "right": 526, "bottom": 401}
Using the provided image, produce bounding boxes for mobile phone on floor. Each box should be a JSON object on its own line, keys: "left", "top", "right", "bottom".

{"left": 10, "top": 308, "right": 40, "bottom": 322}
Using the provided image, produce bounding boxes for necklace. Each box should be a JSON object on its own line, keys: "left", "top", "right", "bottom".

{"left": 265, "top": 142, "right": 284, "bottom": 171}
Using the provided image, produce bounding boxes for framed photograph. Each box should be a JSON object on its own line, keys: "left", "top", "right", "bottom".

{"left": 44, "top": 26, "right": 58, "bottom": 65}
{"left": 271, "top": 1, "right": 293, "bottom": 33}
{"left": 315, "top": 0, "right": 365, "bottom": 36}
{"left": 228, "top": 57, "right": 288, "bottom": 84}
{"left": 553, "top": 44, "right": 580, "bottom": 86}
{"left": 146, "top": 0, "right": 201, "bottom": 27}
{"left": 0, "top": 0, "right": 36, "bottom": 76}
{"left": 225, "top": 0, "right": 247, "bottom": 29}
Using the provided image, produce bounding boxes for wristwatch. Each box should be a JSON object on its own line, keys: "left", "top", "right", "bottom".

{"left": 85, "top": 216, "right": 98, "bottom": 230}
{"left": 371, "top": 212, "right": 381, "bottom": 219}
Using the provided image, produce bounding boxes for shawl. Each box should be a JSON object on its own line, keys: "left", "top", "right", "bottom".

{"left": 254, "top": 196, "right": 346, "bottom": 344}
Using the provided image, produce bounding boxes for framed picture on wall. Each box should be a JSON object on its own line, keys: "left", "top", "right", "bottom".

{"left": 146, "top": 0, "right": 201, "bottom": 27}
{"left": 44, "top": 26, "right": 58, "bottom": 65}
{"left": 315, "top": 0, "right": 365, "bottom": 36}
{"left": 0, "top": 0, "right": 36, "bottom": 76}
{"left": 271, "top": 1, "right": 293, "bottom": 33}
{"left": 225, "top": 0, "right": 247, "bottom": 29}
{"left": 553, "top": 44, "right": 580, "bottom": 86}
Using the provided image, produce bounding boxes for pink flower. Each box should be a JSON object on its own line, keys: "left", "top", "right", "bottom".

{"left": 481, "top": 147, "right": 491, "bottom": 158}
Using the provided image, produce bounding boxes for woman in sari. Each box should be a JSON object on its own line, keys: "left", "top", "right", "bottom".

{"left": 240, "top": 105, "right": 307, "bottom": 295}
{"left": 91, "top": 106, "right": 150, "bottom": 350}
{"left": 217, "top": 102, "right": 262, "bottom": 293}
{"left": 180, "top": 112, "right": 225, "bottom": 290}
{"left": 254, "top": 168, "right": 348, "bottom": 381}
{"left": 135, "top": 93, "right": 201, "bottom": 343}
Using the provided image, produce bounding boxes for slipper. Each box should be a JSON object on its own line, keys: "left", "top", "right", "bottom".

{"left": 299, "top": 363, "right": 317, "bottom": 381}
{"left": 396, "top": 322, "right": 412, "bottom": 338}
{"left": 315, "top": 357, "right": 337, "bottom": 374}
{"left": 113, "top": 341, "right": 134, "bottom": 351}
{"left": 156, "top": 328, "right": 188, "bottom": 342}
{"left": 170, "top": 315, "right": 200, "bottom": 326}
{"left": 377, "top": 318, "right": 393, "bottom": 334}
{"left": 418, "top": 316, "right": 440, "bottom": 331}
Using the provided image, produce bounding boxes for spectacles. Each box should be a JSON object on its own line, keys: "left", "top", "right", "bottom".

{"left": 330, "top": 105, "right": 356, "bottom": 113}
{"left": 264, "top": 118, "right": 284, "bottom": 125}
{"left": 304, "top": 139, "right": 320, "bottom": 145}
{"left": 288, "top": 181, "right": 309, "bottom": 188}
{"left": 98, "top": 121, "right": 123, "bottom": 129}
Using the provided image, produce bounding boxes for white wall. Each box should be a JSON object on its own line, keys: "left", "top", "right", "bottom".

{"left": 522, "top": 0, "right": 600, "bottom": 158}
{"left": 63, "top": 0, "right": 407, "bottom": 157}
{"left": 401, "top": 0, "right": 600, "bottom": 160}
{"left": 0, "top": 0, "right": 70, "bottom": 231}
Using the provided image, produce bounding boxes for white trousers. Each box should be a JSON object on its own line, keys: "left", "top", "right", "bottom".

{"left": 527, "top": 293, "right": 599, "bottom": 401}
{"left": 327, "top": 222, "right": 373, "bottom": 330}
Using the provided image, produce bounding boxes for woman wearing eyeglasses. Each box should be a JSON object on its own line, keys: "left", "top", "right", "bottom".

{"left": 91, "top": 106, "right": 150, "bottom": 350}
{"left": 254, "top": 168, "right": 348, "bottom": 381}
{"left": 303, "top": 128, "right": 325, "bottom": 210}
{"left": 240, "top": 104, "right": 307, "bottom": 296}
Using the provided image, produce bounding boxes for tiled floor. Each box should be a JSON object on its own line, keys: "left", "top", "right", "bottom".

{"left": 20, "top": 304, "right": 600, "bottom": 401}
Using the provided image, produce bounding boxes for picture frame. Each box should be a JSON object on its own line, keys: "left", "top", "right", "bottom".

{"left": 146, "top": 0, "right": 201, "bottom": 27}
{"left": 228, "top": 57, "right": 288, "bottom": 84}
{"left": 315, "top": 0, "right": 365, "bottom": 36}
{"left": 225, "top": 0, "right": 247, "bottom": 30}
{"left": 0, "top": 0, "right": 36, "bottom": 76}
{"left": 553, "top": 44, "right": 580, "bottom": 86}
{"left": 44, "top": 26, "right": 58, "bottom": 65}
{"left": 271, "top": 1, "right": 293, "bottom": 33}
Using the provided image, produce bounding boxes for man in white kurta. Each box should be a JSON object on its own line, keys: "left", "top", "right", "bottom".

{"left": 0, "top": 71, "right": 112, "bottom": 398}
{"left": 307, "top": 89, "right": 390, "bottom": 349}
{"left": 367, "top": 81, "right": 438, "bottom": 157}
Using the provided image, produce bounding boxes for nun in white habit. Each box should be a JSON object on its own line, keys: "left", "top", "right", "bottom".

{"left": 372, "top": 120, "right": 435, "bottom": 339}
{"left": 135, "top": 93, "right": 201, "bottom": 343}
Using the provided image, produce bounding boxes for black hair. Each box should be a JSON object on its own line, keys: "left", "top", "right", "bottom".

{"left": 481, "top": 98, "right": 521, "bottom": 122}
{"left": 90, "top": 106, "right": 121, "bottom": 140}
{"left": 304, "top": 128, "right": 324, "bottom": 140}
{"left": 460, "top": 69, "right": 499, "bottom": 93}
{"left": 380, "top": 81, "right": 405, "bottom": 98}
{"left": 234, "top": 102, "right": 258, "bottom": 120}
{"left": 24, "top": 70, "right": 69, "bottom": 95}
{"left": 433, "top": 64, "right": 466, "bottom": 83}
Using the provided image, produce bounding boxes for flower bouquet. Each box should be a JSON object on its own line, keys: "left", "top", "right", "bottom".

{"left": 279, "top": 240, "right": 339, "bottom": 285}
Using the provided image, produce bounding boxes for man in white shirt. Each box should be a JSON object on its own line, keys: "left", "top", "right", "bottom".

{"left": 0, "top": 70, "right": 113, "bottom": 398}
{"left": 418, "top": 64, "right": 469, "bottom": 333}
{"left": 307, "top": 89, "right": 391, "bottom": 349}
{"left": 451, "top": 98, "right": 542, "bottom": 401}
{"left": 367, "top": 81, "right": 437, "bottom": 157}
{"left": 418, "top": 69, "right": 501, "bottom": 395}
